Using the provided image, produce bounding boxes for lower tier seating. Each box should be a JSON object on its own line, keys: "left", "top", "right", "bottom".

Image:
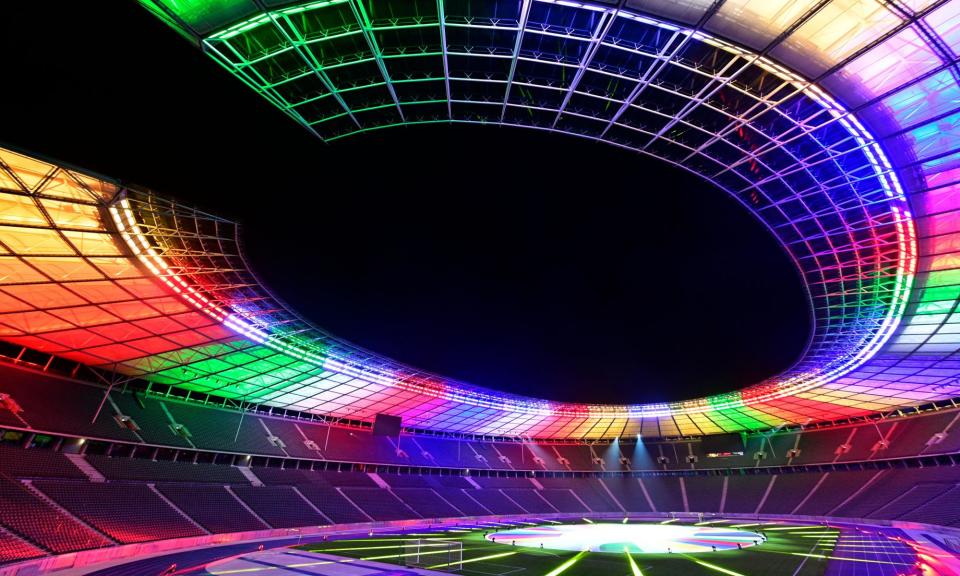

{"left": 31, "top": 480, "right": 205, "bottom": 544}
{"left": 0, "top": 444, "right": 958, "bottom": 566}
{"left": 0, "top": 477, "right": 112, "bottom": 553}
{"left": 0, "top": 529, "right": 44, "bottom": 564}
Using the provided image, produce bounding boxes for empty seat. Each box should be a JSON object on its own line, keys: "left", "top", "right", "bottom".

{"left": 230, "top": 486, "right": 329, "bottom": 528}
{"left": 32, "top": 480, "right": 204, "bottom": 544}
{"left": 0, "top": 478, "right": 111, "bottom": 553}
{"left": 155, "top": 484, "right": 267, "bottom": 533}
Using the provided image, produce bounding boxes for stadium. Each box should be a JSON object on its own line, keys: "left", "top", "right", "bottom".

{"left": 3, "top": 0, "right": 960, "bottom": 574}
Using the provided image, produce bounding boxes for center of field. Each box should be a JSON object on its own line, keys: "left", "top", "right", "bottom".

{"left": 485, "top": 523, "right": 764, "bottom": 553}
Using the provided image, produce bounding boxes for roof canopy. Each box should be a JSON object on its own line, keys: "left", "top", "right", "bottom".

{"left": 0, "top": 0, "right": 958, "bottom": 438}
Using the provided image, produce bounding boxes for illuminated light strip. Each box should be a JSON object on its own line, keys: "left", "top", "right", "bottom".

{"left": 208, "top": 0, "right": 350, "bottom": 40}
{"left": 625, "top": 551, "right": 644, "bottom": 576}
{"left": 827, "top": 544, "right": 904, "bottom": 550}
{"left": 790, "top": 553, "right": 913, "bottom": 566}
{"left": 308, "top": 537, "right": 456, "bottom": 543}
{"left": 362, "top": 547, "right": 478, "bottom": 561}
{"left": 660, "top": 519, "right": 679, "bottom": 525}
{"left": 426, "top": 551, "right": 518, "bottom": 569}
{"left": 689, "top": 559, "right": 747, "bottom": 576}
{"left": 763, "top": 526, "right": 830, "bottom": 531}
{"left": 544, "top": 550, "right": 589, "bottom": 576}
{"left": 622, "top": 517, "right": 629, "bottom": 524}
{"left": 308, "top": 543, "right": 454, "bottom": 552}
{"left": 210, "top": 558, "right": 353, "bottom": 575}
{"left": 582, "top": 518, "right": 594, "bottom": 524}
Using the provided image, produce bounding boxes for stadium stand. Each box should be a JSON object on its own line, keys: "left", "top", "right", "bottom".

{"left": 110, "top": 391, "right": 193, "bottom": 448}
{"left": 155, "top": 484, "right": 268, "bottom": 533}
{"left": 229, "top": 485, "right": 329, "bottom": 528}
{"left": 5, "top": 368, "right": 960, "bottom": 566}
{"left": 465, "top": 489, "right": 525, "bottom": 515}
{"left": 501, "top": 489, "right": 556, "bottom": 513}
{"left": 292, "top": 483, "right": 369, "bottom": 524}
{"left": 0, "top": 477, "right": 112, "bottom": 553}
{"left": 392, "top": 488, "right": 461, "bottom": 518}
{"left": 0, "top": 435, "right": 958, "bottom": 566}
{"left": 160, "top": 402, "right": 285, "bottom": 457}
{"left": 0, "top": 445, "right": 85, "bottom": 479}
{"left": 538, "top": 489, "right": 589, "bottom": 513}
{"left": 760, "top": 473, "right": 824, "bottom": 515}
{"left": 599, "top": 477, "right": 648, "bottom": 512}
{"left": 683, "top": 476, "right": 722, "bottom": 513}
{"left": 85, "top": 454, "right": 247, "bottom": 483}
{"left": 641, "top": 476, "right": 685, "bottom": 512}
{"left": 0, "top": 528, "right": 45, "bottom": 564}
{"left": 31, "top": 480, "right": 204, "bottom": 543}
{"left": 0, "top": 370, "right": 140, "bottom": 442}
{"left": 722, "top": 475, "right": 771, "bottom": 514}
{"left": 430, "top": 487, "right": 491, "bottom": 516}
{"left": 339, "top": 487, "right": 417, "bottom": 521}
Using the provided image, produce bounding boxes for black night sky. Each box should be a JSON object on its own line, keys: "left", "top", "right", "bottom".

{"left": 0, "top": 2, "right": 810, "bottom": 404}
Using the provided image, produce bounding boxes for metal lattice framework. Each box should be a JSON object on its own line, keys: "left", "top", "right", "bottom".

{"left": 3, "top": 0, "right": 960, "bottom": 438}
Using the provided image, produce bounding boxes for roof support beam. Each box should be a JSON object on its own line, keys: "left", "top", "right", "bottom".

{"left": 598, "top": 0, "right": 725, "bottom": 139}
{"left": 550, "top": 0, "right": 625, "bottom": 128}
{"left": 263, "top": 13, "right": 361, "bottom": 129}
{"left": 348, "top": 0, "right": 406, "bottom": 121}
{"left": 500, "top": 0, "right": 533, "bottom": 122}
{"left": 437, "top": 0, "right": 452, "bottom": 119}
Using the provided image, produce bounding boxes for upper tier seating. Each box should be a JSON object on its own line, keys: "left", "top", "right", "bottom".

{"left": 258, "top": 417, "right": 321, "bottom": 460}
{"left": 5, "top": 364, "right": 960, "bottom": 471}
{"left": 160, "top": 402, "right": 285, "bottom": 457}
{"left": 0, "top": 445, "right": 85, "bottom": 479}
{"left": 0, "top": 369, "right": 139, "bottom": 442}
{"left": 86, "top": 454, "right": 247, "bottom": 484}
{"left": 110, "top": 391, "right": 192, "bottom": 448}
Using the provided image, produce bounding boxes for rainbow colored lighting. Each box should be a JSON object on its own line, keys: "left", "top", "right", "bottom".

{"left": 4, "top": 0, "right": 960, "bottom": 438}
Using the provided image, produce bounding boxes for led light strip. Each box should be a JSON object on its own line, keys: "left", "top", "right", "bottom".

{"left": 109, "top": 195, "right": 554, "bottom": 414}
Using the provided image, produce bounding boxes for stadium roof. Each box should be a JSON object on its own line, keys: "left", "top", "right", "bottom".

{"left": 0, "top": 0, "right": 959, "bottom": 439}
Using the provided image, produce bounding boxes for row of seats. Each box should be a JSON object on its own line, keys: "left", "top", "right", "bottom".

{"left": 2, "top": 365, "right": 960, "bottom": 471}
{"left": 1, "top": 445, "right": 960, "bottom": 564}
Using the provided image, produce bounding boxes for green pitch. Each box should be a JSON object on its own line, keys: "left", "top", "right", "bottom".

{"left": 296, "top": 520, "right": 839, "bottom": 575}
